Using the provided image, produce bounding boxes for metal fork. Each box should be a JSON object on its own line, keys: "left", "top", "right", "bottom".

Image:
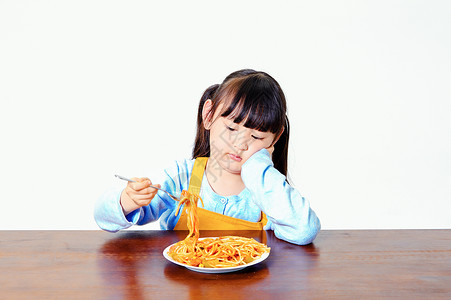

{"left": 115, "top": 174, "right": 180, "bottom": 201}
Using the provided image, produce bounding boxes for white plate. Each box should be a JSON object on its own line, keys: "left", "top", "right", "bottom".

{"left": 163, "top": 237, "right": 270, "bottom": 273}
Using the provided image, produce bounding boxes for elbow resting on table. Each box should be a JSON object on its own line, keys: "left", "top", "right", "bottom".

{"left": 275, "top": 219, "right": 321, "bottom": 245}
{"left": 93, "top": 213, "right": 121, "bottom": 233}
{"left": 93, "top": 205, "right": 126, "bottom": 233}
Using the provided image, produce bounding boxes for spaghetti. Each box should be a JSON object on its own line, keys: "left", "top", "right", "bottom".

{"left": 168, "top": 190, "right": 271, "bottom": 268}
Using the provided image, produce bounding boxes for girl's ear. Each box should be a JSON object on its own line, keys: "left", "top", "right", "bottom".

{"left": 271, "top": 127, "right": 285, "bottom": 146}
{"left": 202, "top": 99, "right": 214, "bottom": 130}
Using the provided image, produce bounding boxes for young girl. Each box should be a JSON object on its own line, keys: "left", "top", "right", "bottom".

{"left": 94, "top": 69, "right": 321, "bottom": 245}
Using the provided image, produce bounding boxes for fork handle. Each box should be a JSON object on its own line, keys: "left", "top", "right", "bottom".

{"left": 115, "top": 174, "right": 135, "bottom": 182}
{"left": 115, "top": 174, "right": 179, "bottom": 201}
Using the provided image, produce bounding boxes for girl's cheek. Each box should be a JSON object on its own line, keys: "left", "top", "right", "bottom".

{"left": 247, "top": 147, "right": 262, "bottom": 159}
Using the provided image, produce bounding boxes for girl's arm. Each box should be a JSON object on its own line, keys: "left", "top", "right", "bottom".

{"left": 241, "top": 149, "right": 321, "bottom": 245}
{"left": 94, "top": 160, "right": 193, "bottom": 232}
{"left": 94, "top": 185, "right": 170, "bottom": 233}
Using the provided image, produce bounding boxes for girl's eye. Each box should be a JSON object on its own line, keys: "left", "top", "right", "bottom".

{"left": 251, "top": 135, "right": 263, "bottom": 140}
{"left": 226, "top": 126, "right": 236, "bottom": 132}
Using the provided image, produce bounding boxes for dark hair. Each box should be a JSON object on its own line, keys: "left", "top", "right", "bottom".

{"left": 193, "top": 69, "right": 290, "bottom": 178}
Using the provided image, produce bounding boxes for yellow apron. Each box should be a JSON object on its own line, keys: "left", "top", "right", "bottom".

{"left": 173, "top": 157, "right": 268, "bottom": 230}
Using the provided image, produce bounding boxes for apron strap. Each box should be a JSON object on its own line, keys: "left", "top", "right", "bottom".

{"left": 174, "top": 156, "right": 268, "bottom": 230}
{"left": 188, "top": 157, "right": 208, "bottom": 195}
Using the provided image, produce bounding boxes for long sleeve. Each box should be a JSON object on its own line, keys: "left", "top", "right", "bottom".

{"left": 94, "top": 159, "right": 194, "bottom": 232}
{"left": 241, "top": 149, "right": 321, "bottom": 245}
{"left": 94, "top": 186, "right": 137, "bottom": 232}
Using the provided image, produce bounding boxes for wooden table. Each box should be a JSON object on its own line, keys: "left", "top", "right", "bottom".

{"left": 0, "top": 230, "right": 450, "bottom": 299}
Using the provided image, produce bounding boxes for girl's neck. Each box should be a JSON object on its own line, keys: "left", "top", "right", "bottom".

{"left": 204, "top": 160, "right": 245, "bottom": 196}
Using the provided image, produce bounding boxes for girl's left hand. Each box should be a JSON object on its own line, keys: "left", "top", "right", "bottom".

{"left": 266, "top": 145, "right": 275, "bottom": 158}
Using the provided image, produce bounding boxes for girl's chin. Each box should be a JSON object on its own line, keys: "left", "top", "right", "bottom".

{"left": 219, "top": 159, "right": 243, "bottom": 174}
{"left": 209, "top": 154, "right": 246, "bottom": 174}
{"left": 220, "top": 161, "right": 242, "bottom": 173}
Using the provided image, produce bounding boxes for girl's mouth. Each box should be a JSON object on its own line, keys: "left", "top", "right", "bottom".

{"left": 228, "top": 153, "right": 242, "bottom": 162}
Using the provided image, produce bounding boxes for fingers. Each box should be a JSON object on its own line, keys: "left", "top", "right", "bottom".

{"left": 266, "top": 145, "right": 275, "bottom": 156}
{"left": 135, "top": 186, "right": 159, "bottom": 196}
{"left": 129, "top": 177, "right": 151, "bottom": 192}
{"left": 120, "top": 177, "right": 162, "bottom": 214}
{"left": 124, "top": 177, "right": 162, "bottom": 206}
{"left": 125, "top": 188, "right": 155, "bottom": 207}
{"left": 132, "top": 181, "right": 161, "bottom": 195}
{"left": 131, "top": 193, "right": 154, "bottom": 205}
{"left": 149, "top": 184, "right": 161, "bottom": 194}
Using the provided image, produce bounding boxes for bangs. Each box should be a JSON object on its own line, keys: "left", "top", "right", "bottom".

{"left": 218, "top": 75, "right": 285, "bottom": 134}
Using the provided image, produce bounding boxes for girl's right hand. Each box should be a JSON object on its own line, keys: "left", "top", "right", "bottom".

{"left": 120, "top": 177, "right": 161, "bottom": 216}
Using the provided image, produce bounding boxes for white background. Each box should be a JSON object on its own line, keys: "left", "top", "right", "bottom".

{"left": 1, "top": 1, "right": 450, "bottom": 230}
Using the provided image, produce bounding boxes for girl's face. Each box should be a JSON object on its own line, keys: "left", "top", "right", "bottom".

{"left": 204, "top": 101, "right": 278, "bottom": 175}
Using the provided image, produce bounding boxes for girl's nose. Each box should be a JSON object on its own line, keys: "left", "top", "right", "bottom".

{"left": 234, "top": 139, "right": 249, "bottom": 151}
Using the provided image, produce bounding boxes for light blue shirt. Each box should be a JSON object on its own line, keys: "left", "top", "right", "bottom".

{"left": 94, "top": 149, "right": 321, "bottom": 245}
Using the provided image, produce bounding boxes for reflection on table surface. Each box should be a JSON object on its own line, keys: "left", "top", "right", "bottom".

{"left": 98, "top": 230, "right": 318, "bottom": 299}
